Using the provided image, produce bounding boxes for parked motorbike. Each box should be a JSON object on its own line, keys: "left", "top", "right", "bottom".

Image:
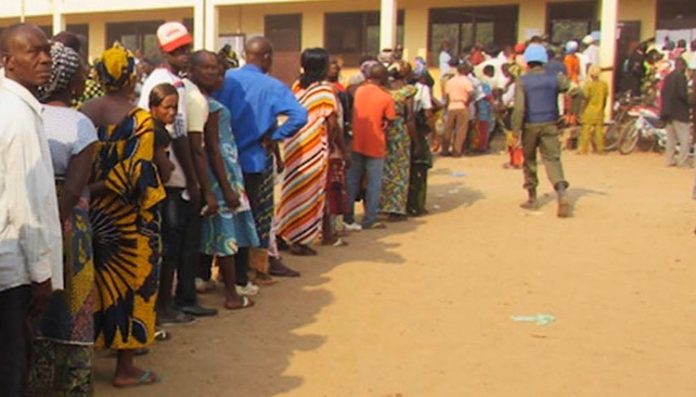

{"left": 618, "top": 106, "right": 667, "bottom": 155}
{"left": 604, "top": 93, "right": 642, "bottom": 151}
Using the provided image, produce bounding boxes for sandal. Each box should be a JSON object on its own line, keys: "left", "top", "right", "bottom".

{"left": 224, "top": 295, "right": 255, "bottom": 311}
{"left": 113, "top": 370, "right": 160, "bottom": 388}
{"left": 154, "top": 329, "right": 171, "bottom": 342}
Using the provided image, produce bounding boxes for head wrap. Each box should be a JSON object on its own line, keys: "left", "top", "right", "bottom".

{"left": 413, "top": 56, "right": 427, "bottom": 78}
{"left": 360, "top": 59, "right": 380, "bottom": 78}
{"left": 38, "top": 42, "right": 82, "bottom": 102}
{"left": 588, "top": 65, "right": 601, "bottom": 78}
{"left": 95, "top": 46, "right": 136, "bottom": 92}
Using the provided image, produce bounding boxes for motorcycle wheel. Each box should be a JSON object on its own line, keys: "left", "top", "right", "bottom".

{"left": 606, "top": 116, "right": 636, "bottom": 151}
{"left": 619, "top": 125, "right": 640, "bottom": 155}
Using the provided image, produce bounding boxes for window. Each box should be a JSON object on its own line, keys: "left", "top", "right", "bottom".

{"left": 547, "top": 2, "right": 597, "bottom": 44}
{"left": 324, "top": 11, "right": 404, "bottom": 66}
{"left": 429, "top": 6, "right": 518, "bottom": 64}
{"left": 658, "top": 0, "right": 696, "bottom": 29}
{"left": 106, "top": 21, "right": 164, "bottom": 57}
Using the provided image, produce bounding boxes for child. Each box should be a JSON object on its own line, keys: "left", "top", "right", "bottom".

{"left": 579, "top": 66, "right": 608, "bottom": 154}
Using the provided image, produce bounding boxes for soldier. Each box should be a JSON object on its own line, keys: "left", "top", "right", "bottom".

{"left": 511, "top": 43, "right": 572, "bottom": 218}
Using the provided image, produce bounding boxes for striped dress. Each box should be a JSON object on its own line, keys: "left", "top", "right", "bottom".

{"left": 277, "top": 82, "right": 338, "bottom": 245}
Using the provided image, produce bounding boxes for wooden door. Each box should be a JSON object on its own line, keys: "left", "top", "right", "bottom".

{"left": 265, "top": 14, "right": 302, "bottom": 87}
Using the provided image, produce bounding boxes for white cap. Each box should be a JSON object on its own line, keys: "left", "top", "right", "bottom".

{"left": 582, "top": 35, "right": 594, "bottom": 45}
{"left": 157, "top": 22, "right": 192, "bottom": 53}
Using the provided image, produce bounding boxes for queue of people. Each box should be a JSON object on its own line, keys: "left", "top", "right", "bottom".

{"left": 3, "top": 17, "right": 696, "bottom": 396}
{"left": 0, "top": 19, "right": 440, "bottom": 396}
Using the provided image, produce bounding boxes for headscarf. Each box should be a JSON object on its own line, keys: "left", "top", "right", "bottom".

{"left": 95, "top": 46, "right": 136, "bottom": 92}
{"left": 413, "top": 56, "right": 427, "bottom": 78}
{"left": 38, "top": 41, "right": 82, "bottom": 102}
{"left": 360, "top": 59, "right": 380, "bottom": 78}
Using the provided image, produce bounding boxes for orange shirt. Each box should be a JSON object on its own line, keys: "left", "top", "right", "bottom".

{"left": 351, "top": 83, "right": 396, "bottom": 158}
{"left": 564, "top": 54, "right": 580, "bottom": 83}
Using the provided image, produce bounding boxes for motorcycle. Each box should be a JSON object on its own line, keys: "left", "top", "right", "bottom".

{"left": 618, "top": 106, "right": 668, "bottom": 155}
{"left": 604, "top": 93, "right": 642, "bottom": 151}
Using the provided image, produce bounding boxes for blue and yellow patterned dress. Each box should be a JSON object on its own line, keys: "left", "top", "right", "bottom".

{"left": 90, "top": 107, "right": 165, "bottom": 350}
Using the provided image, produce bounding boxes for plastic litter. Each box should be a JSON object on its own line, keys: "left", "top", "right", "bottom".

{"left": 451, "top": 171, "right": 467, "bottom": 177}
{"left": 432, "top": 204, "right": 441, "bottom": 210}
{"left": 511, "top": 313, "right": 556, "bottom": 326}
{"left": 448, "top": 189, "right": 460, "bottom": 194}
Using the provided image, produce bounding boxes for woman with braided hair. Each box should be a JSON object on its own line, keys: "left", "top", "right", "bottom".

{"left": 80, "top": 46, "right": 165, "bottom": 388}
{"left": 25, "top": 41, "right": 98, "bottom": 396}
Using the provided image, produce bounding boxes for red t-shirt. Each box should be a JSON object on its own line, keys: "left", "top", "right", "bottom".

{"left": 351, "top": 83, "right": 396, "bottom": 158}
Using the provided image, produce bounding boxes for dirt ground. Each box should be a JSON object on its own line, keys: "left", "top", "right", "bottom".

{"left": 95, "top": 149, "right": 696, "bottom": 397}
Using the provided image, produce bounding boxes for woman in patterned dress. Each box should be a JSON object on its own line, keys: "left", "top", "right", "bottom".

{"left": 80, "top": 46, "right": 165, "bottom": 388}
{"left": 193, "top": 50, "right": 259, "bottom": 309}
{"left": 277, "top": 48, "right": 344, "bottom": 256}
{"left": 26, "top": 42, "right": 98, "bottom": 397}
{"left": 380, "top": 62, "right": 418, "bottom": 221}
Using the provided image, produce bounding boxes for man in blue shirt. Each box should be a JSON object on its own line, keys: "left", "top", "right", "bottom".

{"left": 216, "top": 36, "right": 307, "bottom": 279}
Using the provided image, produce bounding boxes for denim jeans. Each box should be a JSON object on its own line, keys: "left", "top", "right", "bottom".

{"left": 345, "top": 152, "right": 385, "bottom": 228}
{"left": 162, "top": 188, "right": 201, "bottom": 306}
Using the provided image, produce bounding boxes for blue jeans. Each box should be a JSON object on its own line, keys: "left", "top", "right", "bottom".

{"left": 345, "top": 152, "right": 385, "bottom": 228}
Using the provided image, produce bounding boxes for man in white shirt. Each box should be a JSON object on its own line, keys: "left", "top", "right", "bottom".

{"left": 582, "top": 35, "right": 600, "bottom": 69}
{"left": 138, "top": 22, "right": 218, "bottom": 321}
{"left": 439, "top": 40, "right": 453, "bottom": 76}
{"left": 0, "top": 23, "right": 62, "bottom": 397}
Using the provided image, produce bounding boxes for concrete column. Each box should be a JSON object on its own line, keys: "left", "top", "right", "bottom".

{"left": 599, "top": 0, "right": 618, "bottom": 117}
{"left": 205, "top": 0, "right": 219, "bottom": 50}
{"left": 379, "top": 0, "right": 397, "bottom": 51}
{"left": 52, "top": 0, "right": 65, "bottom": 35}
{"left": 194, "top": 0, "right": 205, "bottom": 50}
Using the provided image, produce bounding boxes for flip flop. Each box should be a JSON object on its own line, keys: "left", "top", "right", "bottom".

{"left": 155, "top": 329, "right": 171, "bottom": 342}
{"left": 225, "top": 295, "right": 255, "bottom": 311}
{"left": 113, "top": 370, "right": 160, "bottom": 388}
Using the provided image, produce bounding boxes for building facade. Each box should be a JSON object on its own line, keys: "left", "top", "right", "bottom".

{"left": 1, "top": 0, "right": 694, "bottom": 90}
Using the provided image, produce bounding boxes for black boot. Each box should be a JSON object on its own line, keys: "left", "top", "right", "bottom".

{"left": 520, "top": 188, "right": 539, "bottom": 210}
{"left": 555, "top": 182, "right": 571, "bottom": 218}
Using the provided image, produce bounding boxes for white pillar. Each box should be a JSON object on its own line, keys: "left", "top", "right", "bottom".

{"left": 194, "top": 0, "right": 205, "bottom": 50}
{"left": 204, "top": 0, "right": 219, "bottom": 50}
{"left": 599, "top": 0, "right": 618, "bottom": 117}
{"left": 379, "top": 0, "right": 397, "bottom": 51}
{"left": 52, "top": 0, "right": 65, "bottom": 35}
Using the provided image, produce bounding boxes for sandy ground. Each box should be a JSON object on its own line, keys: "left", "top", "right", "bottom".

{"left": 95, "top": 149, "right": 696, "bottom": 397}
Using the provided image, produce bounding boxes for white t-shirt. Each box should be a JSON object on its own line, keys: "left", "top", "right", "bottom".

{"left": 183, "top": 79, "right": 209, "bottom": 133}
{"left": 138, "top": 68, "right": 188, "bottom": 188}
{"left": 584, "top": 44, "right": 600, "bottom": 67}
{"left": 439, "top": 51, "right": 452, "bottom": 76}
{"left": 42, "top": 106, "right": 98, "bottom": 176}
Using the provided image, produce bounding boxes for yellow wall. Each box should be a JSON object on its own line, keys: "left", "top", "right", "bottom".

{"left": 1, "top": 0, "right": 660, "bottom": 65}
{"left": 618, "top": 0, "right": 656, "bottom": 40}
{"left": 66, "top": 8, "right": 193, "bottom": 59}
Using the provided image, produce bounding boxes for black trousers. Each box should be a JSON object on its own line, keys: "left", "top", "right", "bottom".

{"left": 0, "top": 285, "right": 31, "bottom": 397}
{"left": 162, "top": 188, "right": 201, "bottom": 306}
